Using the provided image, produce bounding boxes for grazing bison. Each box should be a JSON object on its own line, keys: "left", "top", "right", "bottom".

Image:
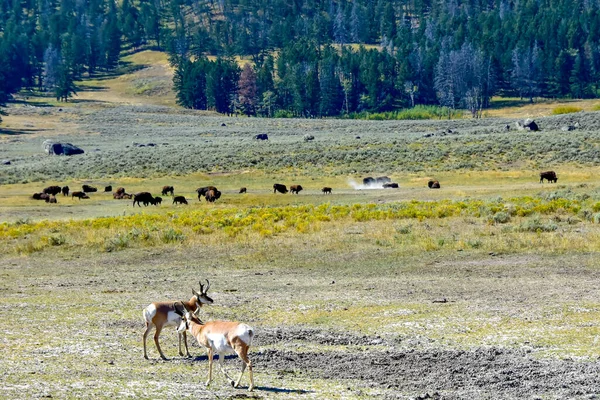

{"left": 115, "top": 187, "right": 126, "bottom": 196}
{"left": 254, "top": 133, "right": 269, "bottom": 140}
{"left": 72, "top": 191, "right": 89, "bottom": 200}
{"left": 205, "top": 189, "right": 221, "bottom": 203}
{"left": 82, "top": 184, "right": 97, "bottom": 193}
{"left": 428, "top": 180, "right": 441, "bottom": 189}
{"left": 104, "top": 185, "right": 112, "bottom": 192}
{"left": 114, "top": 192, "right": 133, "bottom": 199}
{"left": 173, "top": 196, "right": 188, "bottom": 205}
{"left": 153, "top": 196, "right": 162, "bottom": 205}
{"left": 32, "top": 193, "right": 50, "bottom": 201}
{"left": 61, "top": 186, "right": 70, "bottom": 196}
{"left": 196, "top": 186, "right": 218, "bottom": 201}
{"left": 376, "top": 176, "right": 391, "bottom": 184}
{"left": 363, "top": 177, "right": 376, "bottom": 186}
{"left": 383, "top": 183, "right": 399, "bottom": 189}
{"left": 239, "top": 187, "right": 247, "bottom": 194}
{"left": 133, "top": 192, "right": 155, "bottom": 207}
{"left": 43, "top": 186, "right": 62, "bottom": 196}
{"left": 540, "top": 171, "right": 558, "bottom": 183}
{"left": 273, "top": 184, "right": 288, "bottom": 194}
{"left": 161, "top": 186, "right": 174, "bottom": 196}
{"left": 322, "top": 187, "right": 332, "bottom": 194}
{"left": 290, "top": 185, "right": 303, "bottom": 194}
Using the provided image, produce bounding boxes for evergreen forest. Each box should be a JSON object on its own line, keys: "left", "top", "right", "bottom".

{"left": 2, "top": 0, "right": 600, "bottom": 117}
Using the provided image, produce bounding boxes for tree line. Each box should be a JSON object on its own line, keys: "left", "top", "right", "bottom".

{"left": 2, "top": 0, "right": 600, "bottom": 116}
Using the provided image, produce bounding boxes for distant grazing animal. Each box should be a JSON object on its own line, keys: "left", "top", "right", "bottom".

{"left": 173, "top": 196, "right": 188, "bottom": 205}
{"left": 48, "top": 196, "right": 57, "bottom": 203}
{"left": 115, "top": 187, "right": 126, "bottom": 196}
{"left": 428, "top": 180, "right": 441, "bottom": 189}
{"left": 82, "top": 184, "right": 97, "bottom": 193}
{"left": 43, "top": 186, "right": 62, "bottom": 196}
{"left": 72, "top": 191, "right": 89, "bottom": 200}
{"left": 383, "top": 183, "right": 399, "bottom": 189}
{"left": 133, "top": 192, "right": 155, "bottom": 207}
{"left": 153, "top": 196, "right": 162, "bottom": 205}
{"left": 290, "top": 184, "right": 303, "bottom": 194}
{"left": 322, "top": 187, "right": 332, "bottom": 194}
{"left": 239, "top": 187, "right": 247, "bottom": 194}
{"left": 61, "top": 186, "right": 69, "bottom": 196}
{"left": 205, "top": 189, "right": 221, "bottom": 203}
{"left": 174, "top": 301, "right": 254, "bottom": 391}
{"left": 104, "top": 185, "right": 112, "bottom": 192}
{"left": 273, "top": 184, "right": 288, "bottom": 194}
{"left": 540, "top": 171, "right": 558, "bottom": 183}
{"left": 363, "top": 177, "right": 376, "bottom": 186}
{"left": 143, "top": 280, "right": 213, "bottom": 360}
{"left": 162, "top": 186, "right": 174, "bottom": 196}
{"left": 197, "top": 186, "right": 218, "bottom": 201}
{"left": 376, "top": 176, "right": 391, "bottom": 184}
{"left": 32, "top": 193, "right": 50, "bottom": 201}
{"left": 254, "top": 133, "right": 268, "bottom": 140}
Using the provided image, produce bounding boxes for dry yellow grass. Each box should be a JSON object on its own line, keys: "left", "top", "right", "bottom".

{"left": 485, "top": 97, "right": 600, "bottom": 118}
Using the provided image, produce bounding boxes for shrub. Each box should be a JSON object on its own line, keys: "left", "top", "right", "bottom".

{"left": 160, "top": 228, "right": 186, "bottom": 243}
{"left": 492, "top": 211, "right": 511, "bottom": 224}
{"left": 552, "top": 106, "right": 582, "bottom": 115}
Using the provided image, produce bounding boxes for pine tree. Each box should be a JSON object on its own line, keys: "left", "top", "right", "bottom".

{"left": 238, "top": 63, "right": 258, "bottom": 116}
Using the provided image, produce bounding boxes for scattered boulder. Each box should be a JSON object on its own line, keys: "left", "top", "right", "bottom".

{"left": 515, "top": 119, "right": 539, "bottom": 131}
{"left": 254, "top": 133, "right": 269, "bottom": 140}
{"left": 303, "top": 134, "right": 315, "bottom": 142}
{"left": 2, "top": 160, "right": 10, "bottom": 165}
{"left": 561, "top": 125, "right": 576, "bottom": 132}
{"left": 42, "top": 140, "right": 84, "bottom": 155}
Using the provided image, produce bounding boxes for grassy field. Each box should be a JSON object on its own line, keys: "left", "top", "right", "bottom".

{"left": 2, "top": 51, "right": 600, "bottom": 399}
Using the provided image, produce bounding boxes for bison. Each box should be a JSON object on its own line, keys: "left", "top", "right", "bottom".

{"left": 290, "top": 185, "right": 303, "bottom": 194}
{"left": 376, "top": 176, "right": 391, "bottom": 184}
{"left": 196, "top": 186, "right": 218, "bottom": 201}
{"left": 153, "top": 196, "right": 163, "bottom": 205}
{"left": 428, "top": 180, "right": 441, "bottom": 189}
{"left": 173, "top": 196, "right": 188, "bottom": 205}
{"left": 104, "top": 185, "right": 112, "bottom": 192}
{"left": 383, "top": 183, "right": 399, "bottom": 189}
{"left": 363, "top": 177, "right": 376, "bottom": 186}
{"left": 43, "top": 186, "right": 62, "bottom": 196}
{"left": 32, "top": 193, "right": 50, "bottom": 201}
{"left": 114, "top": 192, "right": 133, "bottom": 199}
{"left": 114, "top": 187, "right": 126, "bottom": 196}
{"left": 133, "top": 192, "right": 155, "bottom": 207}
{"left": 254, "top": 133, "right": 268, "bottom": 140}
{"left": 162, "top": 186, "right": 174, "bottom": 196}
{"left": 239, "top": 187, "right": 247, "bottom": 194}
{"left": 72, "top": 191, "right": 89, "bottom": 200}
{"left": 540, "top": 171, "right": 558, "bottom": 183}
{"left": 322, "top": 187, "right": 332, "bottom": 194}
{"left": 61, "top": 186, "right": 70, "bottom": 196}
{"left": 205, "top": 189, "right": 221, "bottom": 203}
{"left": 273, "top": 184, "right": 288, "bottom": 194}
{"left": 82, "top": 184, "right": 97, "bottom": 193}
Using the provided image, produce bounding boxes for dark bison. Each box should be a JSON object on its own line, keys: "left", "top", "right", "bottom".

{"left": 61, "top": 186, "right": 70, "bottom": 196}
{"left": 196, "top": 186, "right": 218, "bottom": 201}
{"left": 322, "top": 187, "right": 332, "bottom": 194}
{"left": 376, "top": 176, "right": 391, "bottom": 184}
{"left": 114, "top": 192, "right": 132, "bottom": 199}
{"left": 115, "top": 187, "right": 126, "bottom": 196}
{"left": 363, "top": 177, "right": 376, "bottom": 185}
{"left": 273, "top": 184, "right": 288, "bottom": 194}
{"left": 173, "top": 196, "right": 188, "bottom": 205}
{"left": 104, "top": 185, "right": 112, "bottom": 192}
{"left": 540, "top": 171, "right": 558, "bottom": 183}
{"left": 383, "top": 183, "right": 399, "bottom": 189}
{"left": 239, "top": 187, "right": 247, "bottom": 194}
{"left": 161, "top": 186, "right": 174, "bottom": 196}
{"left": 32, "top": 193, "right": 50, "bottom": 201}
{"left": 82, "top": 184, "right": 97, "bottom": 193}
{"left": 428, "top": 180, "right": 441, "bottom": 189}
{"left": 254, "top": 133, "right": 269, "bottom": 140}
{"left": 153, "top": 196, "right": 162, "bottom": 205}
{"left": 133, "top": 192, "right": 155, "bottom": 207}
{"left": 72, "top": 191, "right": 89, "bottom": 200}
{"left": 290, "top": 185, "right": 303, "bottom": 194}
{"left": 205, "top": 189, "right": 221, "bottom": 203}
{"left": 43, "top": 186, "right": 62, "bottom": 196}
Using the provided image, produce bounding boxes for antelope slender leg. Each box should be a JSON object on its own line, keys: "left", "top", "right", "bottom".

{"left": 142, "top": 324, "right": 153, "bottom": 360}
{"left": 235, "top": 348, "right": 253, "bottom": 391}
{"left": 218, "top": 354, "right": 235, "bottom": 385}
{"left": 205, "top": 350, "right": 213, "bottom": 386}
{"left": 183, "top": 331, "right": 191, "bottom": 357}
{"left": 153, "top": 325, "right": 168, "bottom": 360}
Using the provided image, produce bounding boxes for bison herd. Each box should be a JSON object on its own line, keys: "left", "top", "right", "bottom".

{"left": 29, "top": 171, "right": 559, "bottom": 205}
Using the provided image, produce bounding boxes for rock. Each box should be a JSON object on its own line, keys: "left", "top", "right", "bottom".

{"left": 2, "top": 160, "right": 11, "bottom": 165}
{"left": 221, "top": 123, "right": 227, "bottom": 127}
{"left": 355, "top": 136, "right": 361, "bottom": 139}
{"left": 561, "top": 125, "right": 576, "bottom": 131}
{"left": 303, "top": 134, "right": 315, "bottom": 142}
{"left": 523, "top": 118, "right": 539, "bottom": 131}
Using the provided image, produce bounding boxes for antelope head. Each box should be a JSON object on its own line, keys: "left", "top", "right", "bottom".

{"left": 192, "top": 279, "right": 213, "bottom": 310}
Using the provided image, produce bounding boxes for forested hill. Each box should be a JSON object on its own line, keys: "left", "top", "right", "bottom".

{"left": 1, "top": 0, "right": 600, "bottom": 117}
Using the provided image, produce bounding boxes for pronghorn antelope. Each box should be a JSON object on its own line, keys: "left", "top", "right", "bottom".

{"left": 143, "top": 280, "right": 213, "bottom": 360}
{"left": 174, "top": 301, "right": 255, "bottom": 391}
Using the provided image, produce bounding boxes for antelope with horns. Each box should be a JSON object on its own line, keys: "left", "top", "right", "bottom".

{"left": 174, "top": 301, "right": 255, "bottom": 391}
{"left": 143, "top": 280, "right": 213, "bottom": 360}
